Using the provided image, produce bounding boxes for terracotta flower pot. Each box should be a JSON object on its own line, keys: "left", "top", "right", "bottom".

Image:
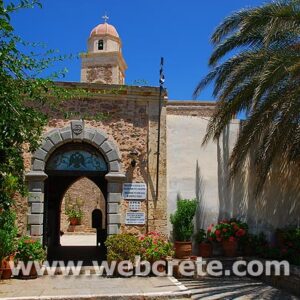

{"left": 222, "top": 239, "right": 238, "bottom": 257}
{"left": 244, "top": 243, "right": 254, "bottom": 256}
{"left": 19, "top": 264, "right": 38, "bottom": 279}
{"left": 157, "top": 264, "right": 166, "bottom": 273}
{"left": 275, "top": 231, "right": 285, "bottom": 248}
{"left": 0, "top": 268, "right": 12, "bottom": 279}
{"left": 151, "top": 260, "right": 167, "bottom": 275}
{"left": 1, "top": 257, "right": 13, "bottom": 279}
{"left": 199, "top": 242, "right": 213, "bottom": 258}
{"left": 174, "top": 241, "right": 192, "bottom": 259}
{"left": 69, "top": 217, "right": 80, "bottom": 226}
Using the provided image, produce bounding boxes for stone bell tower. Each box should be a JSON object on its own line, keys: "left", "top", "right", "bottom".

{"left": 80, "top": 15, "right": 127, "bottom": 84}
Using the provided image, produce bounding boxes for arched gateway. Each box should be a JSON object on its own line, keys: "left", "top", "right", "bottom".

{"left": 26, "top": 120, "right": 125, "bottom": 262}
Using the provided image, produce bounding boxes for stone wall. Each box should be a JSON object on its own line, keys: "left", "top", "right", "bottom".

{"left": 19, "top": 82, "right": 167, "bottom": 238}
{"left": 167, "top": 101, "right": 215, "bottom": 117}
{"left": 147, "top": 101, "right": 168, "bottom": 235}
{"left": 60, "top": 177, "right": 106, "bottom": 232}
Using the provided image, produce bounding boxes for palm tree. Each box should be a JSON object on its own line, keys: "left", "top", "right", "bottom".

{"left": 194, "top": 0, "right": 300, "bottom": 193}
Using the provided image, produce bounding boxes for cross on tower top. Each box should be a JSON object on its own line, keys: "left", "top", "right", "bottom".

{"left": 102, "top": 14, "right": 109, "bottom": 23}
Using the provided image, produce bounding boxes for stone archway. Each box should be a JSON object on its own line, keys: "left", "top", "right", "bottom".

{"left": 26, "top": 120, "right": 125, "bottom": 243}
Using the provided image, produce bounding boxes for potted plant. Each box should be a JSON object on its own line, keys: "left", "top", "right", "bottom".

{"left": 139, "top": 231, "right": 174, "bottom": 273}
{"left": 65, "top": 196, "right": 83, "bottom": 226}
{"left": 208, "top": 218, "right": 248, "bottom": 257}
{"left": 242, "top": 232, "right": 267, "bottom": 256}
{"left": 0, "top": 210, "right": 18, "bottom": 280}
{"left": 170, "top": 199, "right": 197, "bottom": 258}
{"left": 66, "top": 208, "right": 83, "bottom": 226}
{"left": 195, "top": 229, "right": 213, "bottom": 258}
{"left": 15, "top": 236, "right": 46, "bottom": 279}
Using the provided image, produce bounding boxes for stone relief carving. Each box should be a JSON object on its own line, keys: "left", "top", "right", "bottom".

{"left": 86, "top": 65, "right": 113, "bottom": 84}
{"left": 72, "top": 124, "right": 83, "bottom": 135}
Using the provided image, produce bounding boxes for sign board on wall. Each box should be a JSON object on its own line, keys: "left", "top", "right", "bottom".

{"left": 125, "top": 212, "right": 146, "bottom": 225}
{"left": 122, "top": 183, "right": 147, "bottom": 200}
{"left": 128, "top": 201, "right": 141, "bottom": 211}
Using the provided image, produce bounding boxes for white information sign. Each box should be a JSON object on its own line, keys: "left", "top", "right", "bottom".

{"left": 123, "top": 183, "right": 147, "bottom": 200}
{"left": 128, "top": 201, "right": 141, "bottom": 211}
{"left": 125, "top": 212, "right": 146, "bottom": 225}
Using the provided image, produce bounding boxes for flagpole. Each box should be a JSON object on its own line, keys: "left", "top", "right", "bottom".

{"left": 156, "top": 57, "right": 164, "bottom": 201}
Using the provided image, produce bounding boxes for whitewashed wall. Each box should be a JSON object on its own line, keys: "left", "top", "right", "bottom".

{"left": 167, "top": 114, "right": 300, "bottom": 241}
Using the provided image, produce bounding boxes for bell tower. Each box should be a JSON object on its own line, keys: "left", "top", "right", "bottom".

{"left": 80, "top": 15, "right": 127, "bottom": 84}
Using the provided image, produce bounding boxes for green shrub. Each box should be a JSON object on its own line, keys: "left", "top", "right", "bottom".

{"left": 65, "top": 196, "right": 83, "bottom": 221}
{"left": 0, "top": 209, "right": 18, "bottom": 262}
{"left": 105, "top": 234, "right": 141, "bottom": 263}
{"left": 245, "top": 232, "right": 268, "bottom": 255}
{"left": 15, "top": 236, "right": 46, "bottom": 263}
{"left": 65, "top": 208, "right": 83, "bottom": 220}
{"left": 270, "top": 227, "right": 300, "bottom": 265}
{"left": 170, "top": 199, "right": 197, "bottom": 241}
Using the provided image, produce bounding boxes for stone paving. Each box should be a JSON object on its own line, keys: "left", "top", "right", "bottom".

{"left": 0, "top": 275, "right": 299, "bottom": 300}
{"left": 179, "top": 277, "right": 300, "bottom": 300}
{"left": 60, "top": 234, "right": 97, "bottom": 246}
{"left": 0, "top": 276, "right": 190, "bottom": 300}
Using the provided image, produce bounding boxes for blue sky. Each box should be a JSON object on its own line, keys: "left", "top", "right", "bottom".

{"left": 10, "top": 0, "right": 265, "bottom": 101}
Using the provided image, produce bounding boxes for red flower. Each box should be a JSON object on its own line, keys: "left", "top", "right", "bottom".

{"left": 233, "top": 224, "right": 239, "bottom": 231}
{"left": 236, "top": 229, "right": 245, "bottom": 237}
{"left": 207, "top": 224, "right": 214, "bottom": 233}
{"left": 215, "top": 229, "right": 221, "bottom": 236}
{"left": 24, "top": 239, "right": 35, "bottom": 244}
{"left": 208, "top": 237, "right": 213, "bottom": 241}
{"left": 222, "top": 228, "right": 227, "bottom": 233}
{"left": 229, "top": 236, "right": 236, "bottom": 242}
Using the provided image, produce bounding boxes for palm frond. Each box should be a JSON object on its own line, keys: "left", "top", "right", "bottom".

{"left": 195, "top": 0, "right": 300, "bottom": 194}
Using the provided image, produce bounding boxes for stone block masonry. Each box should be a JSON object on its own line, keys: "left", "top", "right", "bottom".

{"left": 20, "top": 82, "right": 168, "bottom": 240}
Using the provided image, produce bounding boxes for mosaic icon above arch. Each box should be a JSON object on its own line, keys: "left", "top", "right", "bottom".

{"left": 47, "top": 148, "right": 108, "bottom": 172}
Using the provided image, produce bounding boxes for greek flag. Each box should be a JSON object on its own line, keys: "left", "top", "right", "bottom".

{"left": 159, "top": 57, "right": 165, "bottom": 85}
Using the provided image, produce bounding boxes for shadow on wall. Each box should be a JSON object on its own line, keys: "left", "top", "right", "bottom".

{"left": 217, "top": 125, "right": 232, "bottom": 220}
{"left": 248, "top": 160, "right": 300, "bottom": 238}
{"left": 195, "top": 161, "right": 206, "bottom": 230}
{"left": 217, "top": 124, "right": 248, "bottom": 221}
{"left": 176, "top": 161, "right": 210, "bottom": 236}
{"left": 217, "top": 124, "right": 300, "bottom": 238}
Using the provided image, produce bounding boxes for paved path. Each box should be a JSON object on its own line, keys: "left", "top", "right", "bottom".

{"left": 179, "top": 277, "right": 299, "bottom": 300}
{"left": 60, "top": 234, "right": 97, "bottom": 246}
{"left": 1, "top": 275, "right": 299, "bottom": 299}
{"left": 0, "top": 276, "right": 190, "bottom": 300}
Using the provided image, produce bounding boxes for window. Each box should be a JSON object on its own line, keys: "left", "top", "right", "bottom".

{"left": 98, "top": 40, "right": 104, "bottom": 50}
